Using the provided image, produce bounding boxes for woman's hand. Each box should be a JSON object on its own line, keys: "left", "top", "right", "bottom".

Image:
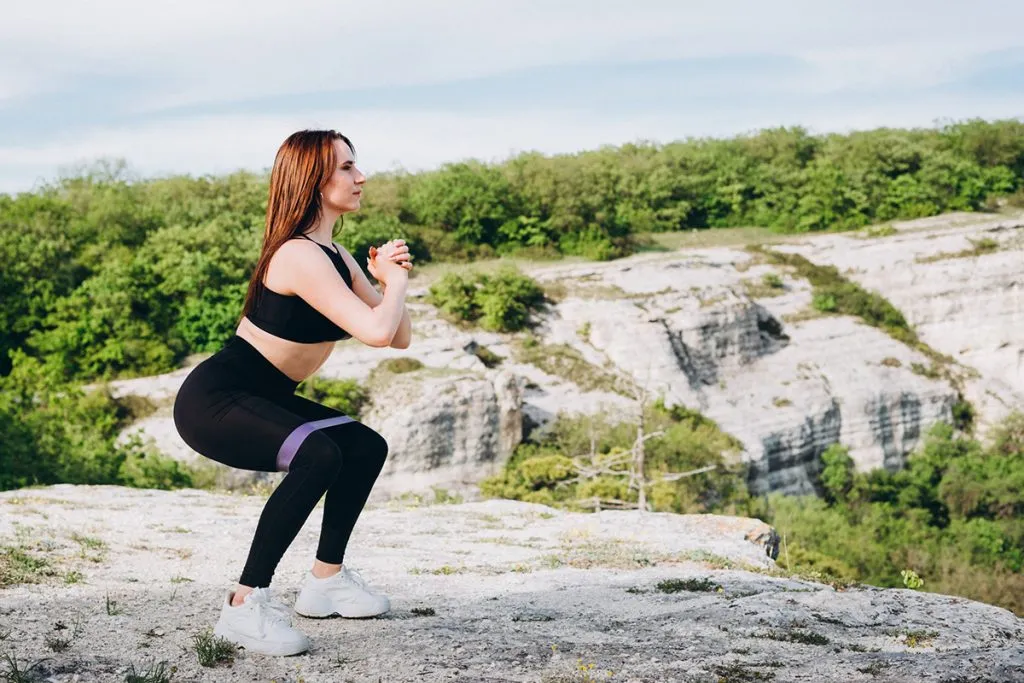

{"left": 367, "top": 239, "right": 413, "bottom": 285}
{"left": 375, "top": 240, "right": 412, "bottom": 268}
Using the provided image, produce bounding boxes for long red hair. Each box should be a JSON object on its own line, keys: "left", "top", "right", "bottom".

{"left": 239, "top": 129, "right": 354, "bottom": 321}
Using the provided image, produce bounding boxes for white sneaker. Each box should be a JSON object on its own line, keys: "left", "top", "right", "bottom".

{"left": 294, "top": 567, "right": 390, "bottom": 618}
{"left": 212, "top": 587, "right": 311, "bottom": 656}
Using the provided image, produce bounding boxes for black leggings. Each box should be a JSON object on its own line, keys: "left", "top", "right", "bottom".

{"left": 173, "top": 335, "right": 388, "bottom": 588}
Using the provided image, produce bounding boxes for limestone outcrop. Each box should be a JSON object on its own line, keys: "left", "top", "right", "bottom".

{"left": 110, "top": 212, "right": 1023, "bottom": 496}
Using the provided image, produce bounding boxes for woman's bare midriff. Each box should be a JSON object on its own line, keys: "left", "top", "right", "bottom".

{"left": 235, "top": 317, "right": 334, "bottom": 383}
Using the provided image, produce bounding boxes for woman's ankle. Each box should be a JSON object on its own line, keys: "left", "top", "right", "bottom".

{"left": 311, "top": 559, "right": 343, "bottom": 579}
{"left": 231, "top": 585, "right": 254, "bottom": 607}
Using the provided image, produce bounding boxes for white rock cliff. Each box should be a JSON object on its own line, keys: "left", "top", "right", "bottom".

{"left": 111, "top": 213, "right": 1022, "bottom": 497}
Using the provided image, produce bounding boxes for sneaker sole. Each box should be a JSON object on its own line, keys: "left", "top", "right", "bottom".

{"left": 293, "top": 592, "right": 389, "bottom": 619}
{"left": 213, "top": 623, "right": 310, "bottom": 656}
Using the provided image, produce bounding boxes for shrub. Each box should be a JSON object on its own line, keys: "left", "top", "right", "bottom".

{"left": 0, "top": 351, "right": 196, "bottom": 490}
{"left": 428, "top": 267, "right": 545, "bottom": 332}
{"left": 295, "top": 377, "right": 368, "bottom": 417}
{"left": 477, "top": 269, "right": 545, "bottom": 332}
{"left": 117, "top": 435, "right": 195, "bottom": 490}
{"left": 428, "top": 271, "right": 479, "bottom": 321}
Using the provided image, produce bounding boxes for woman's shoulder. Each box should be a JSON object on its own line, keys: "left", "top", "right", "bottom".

{"left": 274, "top": 237, "right": 326, "bottom": 259}
{"left": 264, "top": 239, "right": 331, "bottom": 292}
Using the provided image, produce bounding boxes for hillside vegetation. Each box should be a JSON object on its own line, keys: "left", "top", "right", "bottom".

{"left": 2, "top": 119, "right": 1023, "bottom": 615}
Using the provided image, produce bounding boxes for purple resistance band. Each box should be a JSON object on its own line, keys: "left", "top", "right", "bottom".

{"left": 276, "top": 415, "right": 356, "bottom": 471}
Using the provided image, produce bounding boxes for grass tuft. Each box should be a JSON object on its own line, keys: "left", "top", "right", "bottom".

{"left": 916, "top": 236, "right": 1000, "bottom": 263}
{"left": 0, "top": 547, "right": 53, "bottom": 588}
{"left": 856, "top": 661, "right": 891, "bottom": 676}
{"left": 1, "top": 653, "right": 45, "bottom": 683}
{"left": 124, "top": 660, "right": 175, "bottom": 683}
{"left": 43, "top": 634, "right": 70, "bottom": 653}
{"left": 105, "top": 593, "right": 122, "bottom": 616}
{"left": 712, "top": 663, "right": 776, "bottom": 682}
{"left": 375, "top": 357, "right": 425, "bottom": 375}
{"left": 891, "top": 628, "right": 938, "bottom": 648}
{"left": 760, "top": 629, "right": 830, "bottom": 646}
{"left": 743, "top": 273, "right": 787, "bottom": 298}
{"left": 192, "top": 629, "right": 236, "bottom": 668}
{"left": 655, "top": 577, "right": 722, "bottom": 593}
{"left": 471, "top": 344, "right": 504, "bottom": 368}
{"left": 751, "top": 245, "right": 965, "bottom": 389}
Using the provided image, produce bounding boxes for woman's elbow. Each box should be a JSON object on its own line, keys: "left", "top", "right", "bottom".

{"left": 355, "top": 328, "right": 393, "bottom": 348}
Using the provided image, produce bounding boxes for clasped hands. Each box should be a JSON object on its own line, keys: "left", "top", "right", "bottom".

{"left": 367, "top": 239, "right": 413, "bottom": 284}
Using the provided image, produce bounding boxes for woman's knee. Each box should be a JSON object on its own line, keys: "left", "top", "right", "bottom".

{"left": 348, "top": 423, "right": 389, "bottom": 469}
{"left": 288, "top": 432, "right": 344, "bottom": 477}
{"left": 367, "top": 425, "right": 390, "bottom": 462}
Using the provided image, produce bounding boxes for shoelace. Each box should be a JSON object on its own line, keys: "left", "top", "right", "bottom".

{"left": 343, "top": 567, "right": 373, "bottom": 591}
{"left": 247, "top": 588, "right": 292, "bottom": 633}
{"left": 266, "top": 597, "right": 293, "bottom": 622}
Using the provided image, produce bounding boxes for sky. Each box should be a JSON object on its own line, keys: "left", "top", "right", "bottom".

{"left": 1, "top": 0, "right": 1022, "bottom": 194}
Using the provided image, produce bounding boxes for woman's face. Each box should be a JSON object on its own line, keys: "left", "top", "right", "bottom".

{"left": 321, "top": 139, "right": 365, "bottom": 214}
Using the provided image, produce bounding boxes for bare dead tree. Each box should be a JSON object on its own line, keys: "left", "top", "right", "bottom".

{"left": 560, "top": 351, "right": 718, "bottom": 512}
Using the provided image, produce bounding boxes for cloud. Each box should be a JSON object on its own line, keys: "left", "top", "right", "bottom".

{"left": 2, "top": 85, "right": 1022, "bottom": 195}
{"left": 1, "top": 0, "right": 1022, "bottom": 192}
{"left": 0, "top": 109, "right": 681, "bottom": 187}
{"left": 3, "top": 0, "right": 1023, "bottom": 110}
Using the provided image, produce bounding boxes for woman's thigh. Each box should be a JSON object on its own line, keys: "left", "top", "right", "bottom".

{"left": 180, "top": 392, "right": 310, "bottom": 472}
{"left": 173, "top": 360, "right": 318, "bottom": 472}
{"left": 277, "top": 393, "right": 387, "bottom": 460}
{"left": 174, "top": 356, "right": 384, "bottom": 473}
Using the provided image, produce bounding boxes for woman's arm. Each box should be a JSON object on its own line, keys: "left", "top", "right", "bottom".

{"left": 274, "top": 241, "right": 408, "bottom": 347}
{"left": 387, "top": 290, "right": 412, "bottom": 349}
{"left": 335, "top": 244, "right": 412, "bottom": 349}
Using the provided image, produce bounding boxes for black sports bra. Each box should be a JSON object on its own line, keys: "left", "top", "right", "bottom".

{"left": 247, "top": 234, "right": 354, "bottom": 343}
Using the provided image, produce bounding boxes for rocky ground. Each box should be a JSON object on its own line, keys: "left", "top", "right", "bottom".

{"left": 2, "top": 486, "right": 1022, "bottom": 682}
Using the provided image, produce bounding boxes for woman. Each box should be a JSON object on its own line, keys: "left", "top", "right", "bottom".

{"left": 173, "top": 130, "right": 412, "bottom": 657}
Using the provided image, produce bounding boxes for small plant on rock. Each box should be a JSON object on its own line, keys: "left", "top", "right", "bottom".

{"left": 44, "top": 633, "right": 70, "bottom": 653}
{"left": 375, "top": 357, "right": 424, "bottom": 374}
{"left": 901, "top": 569, "right": 924, "bottom": 590}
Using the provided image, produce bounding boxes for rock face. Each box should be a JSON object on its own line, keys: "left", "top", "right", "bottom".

{"left": 1, "top": 486, "right": 1022, "bottom": 683}
{"left": 109, "top": 212, "right": 1024, "bottom": 497}
{"left": 535, "top": 254, "right": 955, "bottom": 495}
{"left": 778, "top": 212, "right": 1024, "bottom": 436}
{"left": 362, "top": 368, "right": 523, "bottom": 495}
